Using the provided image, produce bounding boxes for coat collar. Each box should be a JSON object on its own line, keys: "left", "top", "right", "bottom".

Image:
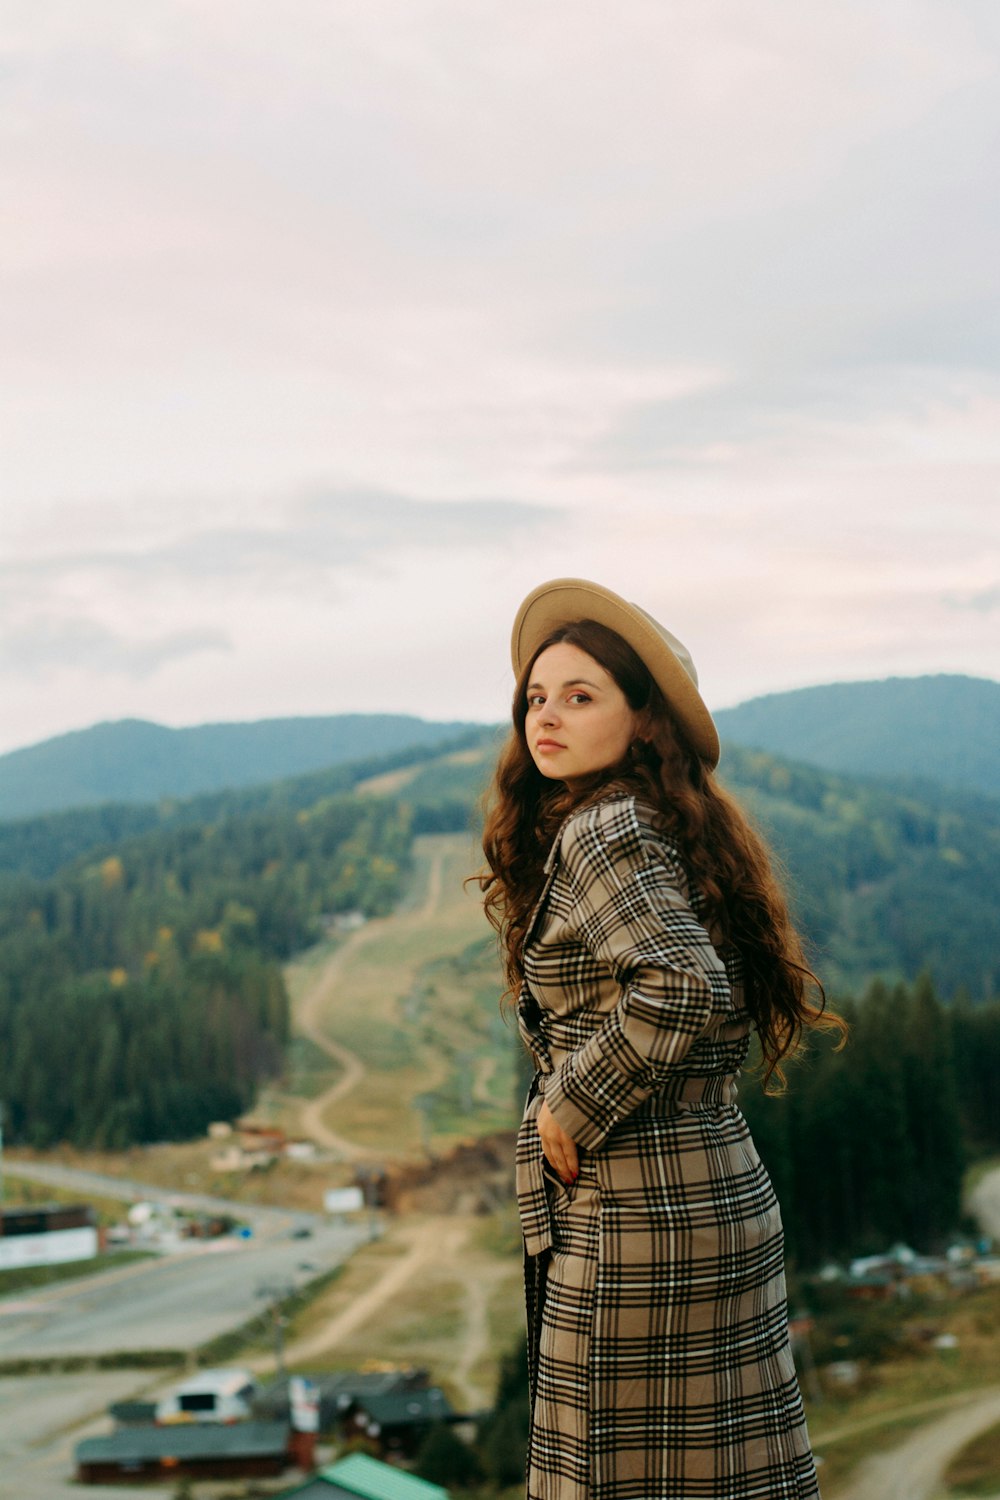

{"left": 522, "top": 791, "right": 635, "bottom": 953}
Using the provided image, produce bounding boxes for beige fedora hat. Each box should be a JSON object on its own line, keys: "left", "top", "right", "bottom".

{"left": 511, "top": 577, "right": 720, "bottom": 768}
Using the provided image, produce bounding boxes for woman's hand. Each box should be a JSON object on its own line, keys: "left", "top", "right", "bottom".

{"left": 537, "top": 1098, "right": 579, "bottom": 1184}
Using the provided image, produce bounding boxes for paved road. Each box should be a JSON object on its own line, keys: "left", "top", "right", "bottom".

{"left": 0, "top": 1369, "right": 166, "bottom": 1500}
{"left": 5, "top": 1157, "right": 300, "bottom": 1234}
{"left": 0, "top": 1162, "right": 367, "bottom": 1496}
{"left": 0, "top": 1161, "right": 368, "bottom": 1358}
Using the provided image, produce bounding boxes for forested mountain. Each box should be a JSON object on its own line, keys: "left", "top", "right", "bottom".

{"left": 365, "top": 736, "right": 1000, "bottom": 998}
{"left": 719, "top": 745, "right": 1000, "bottom": 1000}
{"left": 0, "top": 730, "right": 489, "bottom": 880}
{"left": 0, "top": 714, "right": 486, "bottom": 818}
{"left": 0, "top": 781, "right": 412, "bottom": 1148}
{"left": 2, "top": 724, "right": 999, "bottom": 1154}
{"left": 715, "top": 674, "right": 1000, "bottom": 796}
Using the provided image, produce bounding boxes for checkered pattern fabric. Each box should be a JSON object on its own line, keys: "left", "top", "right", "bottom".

{"left": 514, "top": 795, "right": 820, "bottom": 1499}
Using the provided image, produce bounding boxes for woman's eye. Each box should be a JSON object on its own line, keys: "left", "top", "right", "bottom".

{"left": 568, "top": 693, "right": 591, "bottom": 704}
{"left": 527, "top": 694, "right": 545, "bottom": 708}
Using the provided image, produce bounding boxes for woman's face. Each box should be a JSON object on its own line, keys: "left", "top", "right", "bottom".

{"left": 525, "top": 641, "right": 641, "bottom": 789}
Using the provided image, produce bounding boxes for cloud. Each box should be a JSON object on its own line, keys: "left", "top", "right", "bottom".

{"left": 0, "top": 618, "right": 231, "bottom": 680}
{"left": 944, "top": 583, "right": 1000, "bottom": 612}
{"left": 0, "top": 1, "right": 998, "bottom": 751}
{"left": 0, "top": 489, "right": 557, "bottom": 702}
{"left": 0, "top": 490, "right": 556, "bottom": 592}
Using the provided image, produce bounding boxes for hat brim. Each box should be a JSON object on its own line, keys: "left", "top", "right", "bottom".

{"left": 511, "top": 577, "right": 720, "bottom": 768}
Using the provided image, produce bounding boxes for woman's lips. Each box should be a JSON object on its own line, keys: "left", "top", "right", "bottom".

{"left": 536, "top": 740, "right": 565, "bottom": 752}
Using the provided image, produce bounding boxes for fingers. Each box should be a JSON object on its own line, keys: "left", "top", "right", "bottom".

{"left": 558, "top": 1136, "right": 579, "bottom": 1183}
{"left": 537, "top": 1100, "right": 580, "bottom": 1185}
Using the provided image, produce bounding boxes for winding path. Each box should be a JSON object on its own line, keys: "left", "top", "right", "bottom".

{"left": 272, "top": 1210, "right": 509, "bottom": 1411}
{"left": 293, "top": 843, "right": 447, "bottom": 1159}
{"left": 295, "top": 922, "right": 377, "bottom": 1160}
{"left": 278, "top": 841, "right": 513, "bottom": 1410}
{"left": 832, "top": 1385, "right": 1000, "bottom": 1500}
{"left": 277, "top": 1216, "right": 470, "bottom": 1368}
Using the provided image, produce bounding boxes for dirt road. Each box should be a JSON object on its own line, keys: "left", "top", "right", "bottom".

{"left": 268, "top": 1211, "right": 512, "bottom": 1411}
{"left": 280, "top": 1216, "right": 469, "bottom": 1365}
{"left": 282, "top": 839, "right": 519, "bottom": 1411}
{"left": 296, "top": 920, "right": 379, "bottom": 1159}
{"left": 833, "top": 1385, "right": 1000, "bottom": 1500}
{"left": 294, "top": 842, "right": 447, "bottom": 1158}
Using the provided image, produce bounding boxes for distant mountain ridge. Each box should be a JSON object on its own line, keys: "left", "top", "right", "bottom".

{"left": 715, "top": 674, "right": 999, "bottom": 797}
{"left": 2, "top": 673, "right": 996, "bottom": 822}
{"left": 0, "top": 714, "right": 486, "bottom": 819}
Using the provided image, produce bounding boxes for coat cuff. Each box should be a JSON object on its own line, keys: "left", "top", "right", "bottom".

{"left": 542, "top": 1021, "right": 654, "bottom": 1150}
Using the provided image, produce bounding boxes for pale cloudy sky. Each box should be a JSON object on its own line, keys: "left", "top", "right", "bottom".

{"left": 1, "top": 0, "right": 998, "bottom": 755}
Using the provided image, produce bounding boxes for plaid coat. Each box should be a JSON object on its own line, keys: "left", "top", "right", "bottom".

{"left": 515, "top": 794, "right": 819, "bottom": 1500}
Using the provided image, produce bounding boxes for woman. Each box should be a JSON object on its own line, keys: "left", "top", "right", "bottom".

{"left": 479, "top": 578, "right": 844, "bottom": 1500}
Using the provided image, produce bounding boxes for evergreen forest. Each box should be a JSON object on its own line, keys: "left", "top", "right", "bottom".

{"left": 0, "top": 787, "right": 410, "bottom": 1146}
{"left": 740, "top": 974, "right": 1000, "bottom": 1264}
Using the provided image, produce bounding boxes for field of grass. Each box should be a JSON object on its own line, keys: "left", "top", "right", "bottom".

{"left": 944, "top": 1416, "right": 1000, "bottom": 1495}
{"left": 276, "top": 833, "right": 519, "bottom": 1158}
{"left": 279, "top": 1033, "right": 343, "bottom": 1099}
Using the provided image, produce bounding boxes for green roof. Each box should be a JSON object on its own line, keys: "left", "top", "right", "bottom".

{"left": 323, "top": 1452, "right": 450, "bottom": 1500}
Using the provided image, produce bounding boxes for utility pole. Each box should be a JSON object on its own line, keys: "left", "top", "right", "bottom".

{"left": 257, "top": 1279, "right": 295, "bottom": 1377}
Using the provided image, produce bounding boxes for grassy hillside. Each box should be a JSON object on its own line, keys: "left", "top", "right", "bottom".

{"left": 715, "top": 674, "right": 1000, "bottom": 797}
{"left": 275, "top": 833, "right": 515, "bottom": 1159}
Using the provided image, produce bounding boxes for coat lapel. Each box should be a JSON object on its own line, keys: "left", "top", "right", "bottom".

{"left": 520, "top": 819, "right": 570, "bottom": 955}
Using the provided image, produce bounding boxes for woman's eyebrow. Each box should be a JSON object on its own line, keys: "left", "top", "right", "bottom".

{"left": 527, "top": 677, "right": 602, "bottom": 692}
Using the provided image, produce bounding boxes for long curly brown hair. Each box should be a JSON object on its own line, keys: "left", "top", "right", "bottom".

{"left": 478, "top": 618, "right": 846, "bottom": 1087}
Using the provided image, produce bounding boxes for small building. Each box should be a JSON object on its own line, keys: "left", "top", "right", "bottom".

{"left": 0, "top": 1202, "right": 98, "bottom": 1270}
{"left": 75, "top": 1420, "right": 290, "bottom": 1484}
{"left": 341, "top": 1387, "right": 455, "bottom": 1459}
{"left": 155, "top": 1367, "right": 258, "bottom": 1424}
{"left": 276, "top": 1451, "right": 449, "bottom": 1500}
{"left": 256, "top": 1368, "right": 453, "bottom": 1443}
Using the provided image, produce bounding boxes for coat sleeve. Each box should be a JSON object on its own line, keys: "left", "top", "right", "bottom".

{"left": 542, "top": 799, "right": 733, "bottom": 1150}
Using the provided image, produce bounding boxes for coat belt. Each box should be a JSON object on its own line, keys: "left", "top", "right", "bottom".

{"left": 516, "top": 1070, "right": 738, "bottom": 1256}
